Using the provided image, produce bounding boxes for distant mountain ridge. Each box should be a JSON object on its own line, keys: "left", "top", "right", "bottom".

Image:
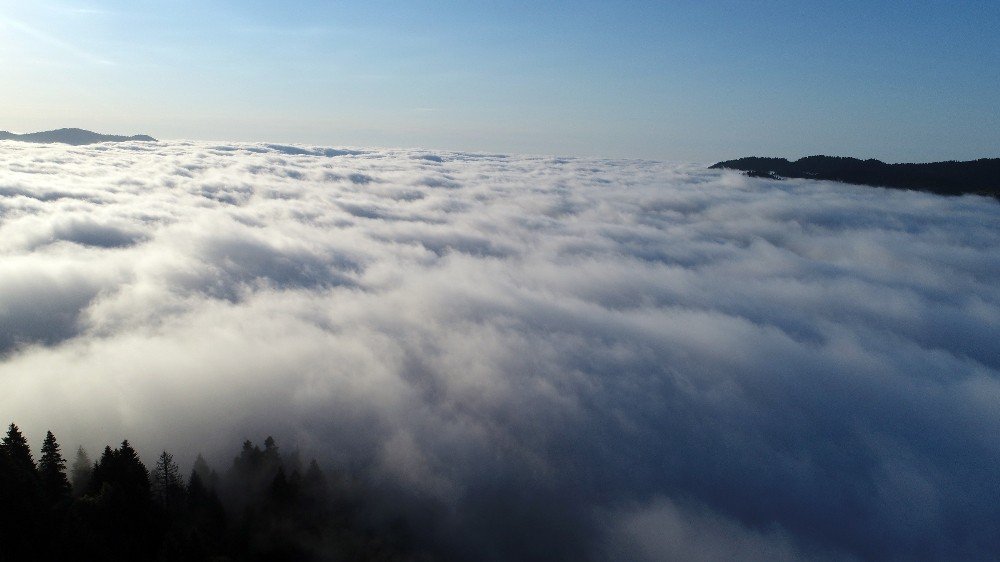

{"left": 0, "top": 128, "right": 156, "bottom": 145}
{"left": 710, "top": 155, "right": 999, "bottom": 198}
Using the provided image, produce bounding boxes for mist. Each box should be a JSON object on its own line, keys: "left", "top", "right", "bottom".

{"left": 1, "top": 140, "right": 998, "bottom": 560}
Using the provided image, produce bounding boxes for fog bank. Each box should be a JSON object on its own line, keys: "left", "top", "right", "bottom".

{"left": 1, "top": 140, "right": 998, "bottom": 560}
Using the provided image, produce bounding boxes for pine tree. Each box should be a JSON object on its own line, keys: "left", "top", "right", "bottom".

{"left": 86, "top": 441, "right": 155, "bottom": 559}
{"left": 152, "top": 450, "right": 184, "bottom": 511}
{"left": 0, "top": 423, "right": 42, "bottom": 559}
{"left": 117, "top": 439, "right": 151, "bottom": 496}
{"left": 187, "top": 467, "right": 228, "bottom": 555}
{"left": 192, "top": 453, "right": 211, "bottom": 480}
{"left": 263, "top": 435, "right": 283, "bottom": 472}
{"left": 70, "top": 446, "right": 92, "bottom": 496}
{"left": 303, "top": 459, "right": 327, "bottom": 491}
{"left": 192, "top": 453, "right": 219, "bottom": 489}
{"left": 1, "top": 423, "right": 37, "bottom": 475}
{"left": 263, "top": 436, "right": 278, "bottom": 456}
{"left": 39, "top": 430, "right": 71, "bottom": 503}
{"left": 267, "top": 465, "right": 294, "bottom": 509}
{"left": 188, "top": 468, "right": 207, "bottom": 502}
{"left": 88, "top": 441, "right": 151, "bottom": 502}
{"left": 87, "top": 445, "right": 115, "bottom": 495}
{"left": 234, "top": 439, "right": 264, "bottom": 476}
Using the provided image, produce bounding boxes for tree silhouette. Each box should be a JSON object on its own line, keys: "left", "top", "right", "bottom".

{"left": 0, "top": 425, "right": 434, "bottom": 561}
{"left": 1, "top": 423, "right": 37, "bottom": 475}
{"left": 267, "top": 465, "right": 294, "bottom": 510}
{"left": 116, "top": 440, "right": 151, "bottom": 494}
{"left": 70, "top": 446, "right": 92, "bottom": 497}
{"left": 152, "top": 450, "right": 185, "bottom": 512}
{"left": 85, "top": 440, "right": 157, "bottom": 559}
{"left": 0, "top": 423, "right": 43, "bottom": 560}
{"left": 91, "top": 440, "right": 151, "bottom": 499}
{"left": 709, "top": 155, "right": 1000, "bottom": 198}
{"left": 185, "top": 467, "right": 228, "bottom": 558}
{"left": 39, "top": 430, "right": 72, "bottom": 504}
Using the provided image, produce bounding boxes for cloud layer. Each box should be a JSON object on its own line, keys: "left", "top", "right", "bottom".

{"left": 1, "top": 140, "right": 998, "bottom": 560}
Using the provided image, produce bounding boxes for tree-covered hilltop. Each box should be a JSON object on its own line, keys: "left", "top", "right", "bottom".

{"left": 0, "top": 128, "right": 156, "bottom": 145}
{"left": 0, "top": 423, "right": 433, "bottom": 561}
{"left": 709, "top": 155, "right": 1000, "bottom": 198}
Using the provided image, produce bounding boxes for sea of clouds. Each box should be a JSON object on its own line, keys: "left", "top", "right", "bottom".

{"left": 0, "top": 139, "right": 998, "bottom": 560}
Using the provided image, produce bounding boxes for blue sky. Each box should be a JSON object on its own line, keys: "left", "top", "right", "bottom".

{"left": 1, "top": 1, "right": 997, "bottom": 161}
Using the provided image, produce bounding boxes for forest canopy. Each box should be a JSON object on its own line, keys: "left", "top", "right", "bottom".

{"left": 710, "top": 155, "right": 1000, "bottom": 197}
{"left": 0, "top": 422, "right": 430, "bottom": 561}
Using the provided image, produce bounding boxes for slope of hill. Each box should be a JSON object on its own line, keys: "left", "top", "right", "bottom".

{"left": 0, "top": 127, "right": 156, "bottom": 145}
{"left": 710, "top": 155, "right": 999, "bottom": 198}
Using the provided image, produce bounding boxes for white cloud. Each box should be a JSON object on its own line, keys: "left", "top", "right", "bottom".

{"left": 0, "top": 139, "right": 998, "bottom": 560}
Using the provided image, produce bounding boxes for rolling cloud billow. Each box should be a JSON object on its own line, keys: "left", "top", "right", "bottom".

{"left": 1, "top": 140, "right": 998, "bottom": 561}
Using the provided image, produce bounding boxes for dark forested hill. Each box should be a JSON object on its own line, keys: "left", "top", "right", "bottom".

{"left": 710, "top": 155, "right": 1000, "bottom": 198}
{"left": 0, "top": 128, "right": 156, "bottom": 145}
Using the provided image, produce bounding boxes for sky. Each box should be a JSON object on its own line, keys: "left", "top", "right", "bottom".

{"left": 1, "top": 139, "right": 998, "bottom": 560}
{"left": 1, "top": 1, "right": 998, "bottom": 161}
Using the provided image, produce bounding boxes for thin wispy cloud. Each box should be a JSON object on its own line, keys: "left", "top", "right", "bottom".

{"left": 66, "top": 8, "right": 112, "bottom": 16}
{"left": 235, "top": 24, "right": 338, "bottom": 37}
{"left": 0, "top": 14, "right": 114, "bottom": 65}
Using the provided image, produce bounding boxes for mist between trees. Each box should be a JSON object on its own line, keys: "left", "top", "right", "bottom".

{"left": 0, "top": 422, "right": 436, "bottom": 561}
